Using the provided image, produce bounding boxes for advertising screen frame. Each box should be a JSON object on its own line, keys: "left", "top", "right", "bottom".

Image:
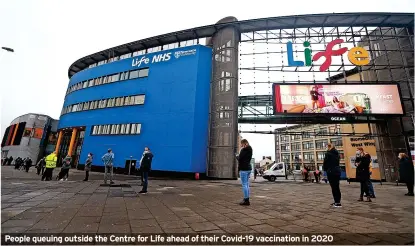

{"left": 272, "top": 82, "right": 405, "bottom": 117}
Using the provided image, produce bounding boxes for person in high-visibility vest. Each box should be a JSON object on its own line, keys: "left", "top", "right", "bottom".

{"left": 42, "top": 151, "right": 57, "bottom": 181}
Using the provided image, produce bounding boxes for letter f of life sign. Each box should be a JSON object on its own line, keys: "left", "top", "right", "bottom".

{"left": 312, "top": 39, "right": 370, "bottom": 72}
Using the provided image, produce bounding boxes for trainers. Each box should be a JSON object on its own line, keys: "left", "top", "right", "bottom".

{"left": 139, "top": 191, "right": 147, "bottom": 194}
{"left": 59, "top": 179, "right": 63, "bottom": 181}
{"left": 64, "top": 178, "right": 68, "bottom": 181}
{"left": 239, "top": 198, "right": 250, "bottom": 206}
{"left": 330, "top": 203, "right": 335, "bottom": 207}
{"left": 333, "top": 203, "right": 342, "bottom": 208}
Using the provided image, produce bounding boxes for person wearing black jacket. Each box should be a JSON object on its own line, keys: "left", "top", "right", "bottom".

{"left": 323, "top": 143, "right": 342, "bottom": 208}
{"left": 398, "top": 153, "right": 414, "bottom": 196}
{"left": 139, "top": 147, "right": 153, "bottom": 194}
{"left": 355, "top": 147, "right": 372, "bottom": 202}
{"left": 236, "top": 139, "right": 253, "bottom": 206}
{"left": 25, "top": 158, "right": 32, "bottom": 172}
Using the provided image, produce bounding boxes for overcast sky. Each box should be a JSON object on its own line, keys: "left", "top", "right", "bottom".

{"left": 0, "top": 0, "right": 413, "bottom": 161}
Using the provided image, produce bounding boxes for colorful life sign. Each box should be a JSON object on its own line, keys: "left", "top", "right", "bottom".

{"left": 286, "top": 39, "right": 370, "bottom": 72}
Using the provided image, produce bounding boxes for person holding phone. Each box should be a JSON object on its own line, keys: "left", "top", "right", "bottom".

{"left": 236, "top": 139, "right": 253, "bottom": 206}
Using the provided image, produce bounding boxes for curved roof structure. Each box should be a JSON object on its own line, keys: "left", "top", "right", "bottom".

{"left": 68, "top": 12, "right": 414, "bottom": 78}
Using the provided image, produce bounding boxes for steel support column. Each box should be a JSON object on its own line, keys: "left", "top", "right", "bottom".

{"left": 207, "top": 17, "right": 240, "bottom": 179}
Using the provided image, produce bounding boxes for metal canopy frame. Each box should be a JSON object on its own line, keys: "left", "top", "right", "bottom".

{"left": 68, "top": 13, "right": 413, "bottom": 77}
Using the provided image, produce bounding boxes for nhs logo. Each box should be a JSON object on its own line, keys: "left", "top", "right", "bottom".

{"left": 131, "top": 52, "right": 172, "bottom": 67}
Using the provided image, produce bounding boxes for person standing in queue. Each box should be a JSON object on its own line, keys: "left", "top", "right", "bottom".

{"left": 42, "top": 151, "right": 57, "bottom": 181}
{"left": 59, "top": 155, "right": 72, "bottom": 181}
{"left": 138, "top": 148, "right": 148, "bottom": 186}
{"left": 323, "top": 143, "right": 342, "bottom": 208}
{"left": 236, "top": 139, "right": 253, "bottom": 206}
{"left": 139, "top": 147, "right": 153, "bottom": 194}
{"left": 83, "top": 153, "right": 93, "bottom": 181}
{"left": 102, "top": 149, "right": 115, "bottom": 185}
{"left": 367, "top": 162, "right": 376, "bottom": 198}
{"left": 25, "top": 158, "right": 33, "bottom": 172}
{"left": 36, "top": 157, "right": 46, "bottom": 175}
{"left": 398, "top": 153, "right": 414, "bottom": 196}
{"left": 355, "top": 147, "right": 372, "bottom": 202}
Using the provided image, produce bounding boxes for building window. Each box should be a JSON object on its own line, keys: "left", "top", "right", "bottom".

{"left": 303, "top": 152, "right": 315, "bottom": 161}
{"left": 317, "top": 151, "right": 326, "bottom": 161}
{"left": 315, "top": 140, "right": 328, "bottom": 149}
{"left": 92, "top": 123, "right": 140, "bottom": 136}
{"left": 280, "top": 144, "right": 290, "bottom": 151}
{"left": 282, "top": 153, "right": 290, "bottom": 162}
{"left": 139, "top": 68, "right": 149, "bottom": 77}
{"left": 330, "top": 137, "right": 343, "bottom": 148}
{"left": 129, "top": 70, "right": 139, "bottom": 80}
{"left": 291, "top": 143, "right": 301, "bottom": 151}
{"left": 120, "top": 71, "right": 129, "bottom": 81}
{"left": 62, "top": 94, "right": 145, "bottom": 115}
{"left": 66, "top": 68, "right": 150, "bottom": 96}
{"left": 303, "top": 141, "right": 314, "bottom": 150}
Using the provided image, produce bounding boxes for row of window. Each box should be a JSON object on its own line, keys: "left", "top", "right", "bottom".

{"left": 87, "top": 39, "right": 200, "bottom": 69}
{"left": 283, "top": 151, "right": 345, "bottom": 162}
{"left": 280, "top": 138, "right": 343, "bottom": 151}
{"left": 66, "top": 68, "right": 149, "bottom": 96}
{"left": 61, "top": 95, "right": 145, "bottom": 115}
{"left": 91, "top": 123, "right": 141, "bottom": 136}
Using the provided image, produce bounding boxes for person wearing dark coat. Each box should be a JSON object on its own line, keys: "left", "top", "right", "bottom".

{"left": 236, "top": 139, "right": 253, "bottom": 206}
{"left": 7, "top": 156, "right": 13, "bottom": 166}
{"left": 323, "top": 143, "right": 342, "bottom": 208}
{"left": 139, "top": 147, "right": 153, "bottom": 194}
{"left": 355, "top": 147, "right": 372, "bottom": 202}
{"left": 36, "top": 157, "right": 46, "bottom": 175}
{"left": 25, "top": 158, "right": 33, "bottom": 172}
{"left": 398, "top": 153, "right": 414, "bottom": 196}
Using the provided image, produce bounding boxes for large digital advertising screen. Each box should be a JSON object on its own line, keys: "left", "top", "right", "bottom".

{"left": 273, "top": 83, "right": 403, "bottom": 115}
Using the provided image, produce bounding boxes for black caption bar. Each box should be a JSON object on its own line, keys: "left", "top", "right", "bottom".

{"left": 1, "top": 233, "right": 413, "bottom": 245}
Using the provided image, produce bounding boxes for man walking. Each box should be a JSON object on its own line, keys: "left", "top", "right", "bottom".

{"left": 139, "top": 147, "right": 153, "bottom": 194}
{"left": 323, "top": 143, "right": 342, "bottom": 208}
{"left": 236, "top": 139, "right": 253, "bottom": 206}
{"left": 42, "top": 151, "right": 57, "bottom": 181}
{"left": 102, "top": 149, "right": 115, "bottom": 185}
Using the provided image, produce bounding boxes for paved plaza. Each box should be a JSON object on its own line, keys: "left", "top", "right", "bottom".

{"left": 1, "top": 166, "right": 414, "bottom": 244}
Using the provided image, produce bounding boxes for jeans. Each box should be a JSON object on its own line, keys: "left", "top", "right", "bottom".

{"left": 328, "top": 173, "right": 341, "bottom": 204}
{"left": 368, "top": 180, "right": 375, "bottom": 196}
{"left": 104, "top": 165, "right": 113, "bottom": 184}
{"left": 240, "top": 171, "right": 251, "bottom": 199}
{"left": 142, "top": 172, "right": 149, "bottom": 192}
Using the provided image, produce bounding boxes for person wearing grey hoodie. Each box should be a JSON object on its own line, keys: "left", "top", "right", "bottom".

{"left": 58, "top": 155, "right": 71, "bottom": 181}
{"left": 83, "top": 153, "right": 93, "bottom": 181}
{"left": 102, "top": 149, "right": 115, "bottom": 185}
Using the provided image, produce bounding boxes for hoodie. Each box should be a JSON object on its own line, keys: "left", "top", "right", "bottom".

{"left": 140, "top": 151, "right": 153, "bottom": 172}
{"left": 323, "top": 148, "right": 340, "bottom": 175}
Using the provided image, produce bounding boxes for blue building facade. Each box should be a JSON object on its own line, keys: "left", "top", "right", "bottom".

{"left": 58, "top": 45, "right": 212, "bottom": 173}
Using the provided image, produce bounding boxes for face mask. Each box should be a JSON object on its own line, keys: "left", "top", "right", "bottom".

{"left": 356, "top": 151, "right": 361, "bottom": 155}
{"left": 88, "top": 154, "right": 91, "bottom": 157}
